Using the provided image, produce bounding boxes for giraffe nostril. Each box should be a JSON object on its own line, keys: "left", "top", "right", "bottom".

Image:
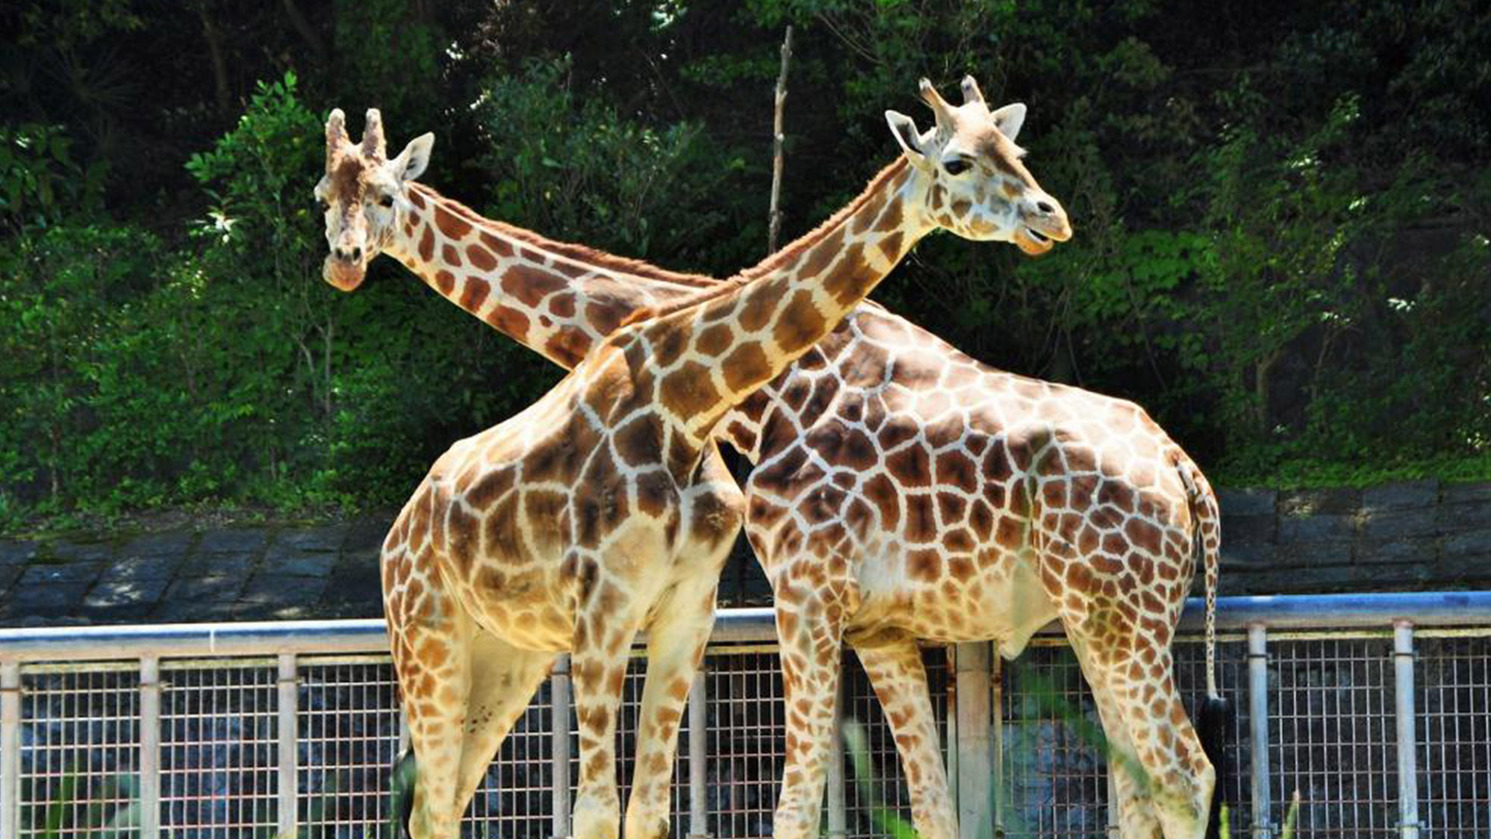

{"left": 351, "top": 246, "right": 364, "bottom": 261}
{"left": 1036, "top": 200, "right": 1056, "bottom": 215}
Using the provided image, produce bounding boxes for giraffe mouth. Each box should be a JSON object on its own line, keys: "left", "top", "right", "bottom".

{"left": 1015, "top": 227, "right": 1056, "bottom": 255}
{"left": 324, "top": 255, "right": 368, "bottom": 291}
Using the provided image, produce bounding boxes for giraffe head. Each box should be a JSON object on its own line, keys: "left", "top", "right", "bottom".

{"left": 886, "top": 76, "right": 1072, "bottom": 255}
{"left": 316, "top": 108, "right": 434, "bottom": 291}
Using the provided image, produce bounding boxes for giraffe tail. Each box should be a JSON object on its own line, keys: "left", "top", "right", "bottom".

{"left": 1180, "top": 458, "right": 1229, "bottom": 839}
{"left": 389, "top": 748, "right": 417, "bottom": 839}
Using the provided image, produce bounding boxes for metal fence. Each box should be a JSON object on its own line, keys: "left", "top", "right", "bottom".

{"left": 2, "top": 593, "right": 1488, "bottom": 839}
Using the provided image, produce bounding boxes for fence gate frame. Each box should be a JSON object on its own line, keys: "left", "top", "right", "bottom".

{"left": 2, "top": 592, "right": 1489, "bottom": 838}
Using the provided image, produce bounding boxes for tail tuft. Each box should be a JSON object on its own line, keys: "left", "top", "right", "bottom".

{"left": 1199, "top": 694, "right": 1231, "bottom": 839}
{"left": 390, "top": 749, "right": 417, "bottom": 839}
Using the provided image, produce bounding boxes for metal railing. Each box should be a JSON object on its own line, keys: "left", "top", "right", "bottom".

{"left": 1, "top": 592, "right": 1488, "bottom": 838}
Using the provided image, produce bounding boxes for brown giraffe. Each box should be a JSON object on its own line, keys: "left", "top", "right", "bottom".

{"left": 319, "top": 76, "right": 1215, "bottom": 839}
{"left": 315, "top": 76, "right": 1063, "bottom": 839}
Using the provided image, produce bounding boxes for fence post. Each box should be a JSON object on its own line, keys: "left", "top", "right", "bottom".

{"left": 1, "top": 661, "right": 19, "bottom": 839}
{"left": 955, "top": 642, "right": 994, "bottom": 839}
{"left": 1248, "top": 624, "right": 1271, "bottom": 839}
{"left": 826, "top": 673, "right": 846, "bottom": 839}
{"left": 140, "top": 656, "right": 161, "bottom": 839}
{"left": 277, "top": 653, "right": 299, "bottom": 838}
{"left": 688, "top": 667, "right": 709, "bottom": 839}
{"left": 989, "top": 646, "right": 1003, "bottom": 836}
{"left": 551, "top": 655, "right": 572, "bottom": 839}
{"left": 1393, "top": 622, "right": 1421, "bottom": 839}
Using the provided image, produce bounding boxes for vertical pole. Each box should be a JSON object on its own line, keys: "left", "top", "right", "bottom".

{"left": 989, "top": 646, "right": 1004, "bottom": 835}
{"left": 1394, "top": 622, "right": 1421, "bottom": 839}
{"left": 1, "top": 662, "right": 20, "bottom": 839}
{"left": 826, "top": 672, "right": 846, "bottom": 839}
{"left": 551, "top": 655, "right": 573, "bottom": 839}
{"left": 1248, "top": 624, "right": 1272, "bottom": 839}
{"left": 140, "top": 656, "right": 161, "bottom": 839}
{"left": 277, "top": 653, "right": 299, "bottom": 839}
{"left": 688, "top": 667, "right": 709, "bottom": 839}
{"left": 955, "top": 642, "right": 994, "bottom": 839}
{"left": 1107, "top": 772, "right": 1122, "bottom": 838}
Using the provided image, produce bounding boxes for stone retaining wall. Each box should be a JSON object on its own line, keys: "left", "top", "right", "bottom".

{"left": 1216, "top": 480, "right": 1491, "bottom": 595}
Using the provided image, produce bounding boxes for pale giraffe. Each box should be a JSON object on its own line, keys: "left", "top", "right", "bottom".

{"left": 320, "top": 76, "right": 1217, "bottom": 839}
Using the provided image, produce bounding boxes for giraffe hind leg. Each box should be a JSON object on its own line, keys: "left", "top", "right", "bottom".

{"left": 451, "top": 631, "right": 558, "bottom": 812}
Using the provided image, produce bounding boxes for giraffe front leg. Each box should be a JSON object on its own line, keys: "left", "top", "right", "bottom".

{"left": 571, "top": 614, "right": 644, "bottom": 839}
{"left": 771, "top": 574, "right": 852, "bottom": 839}
{"left": 853, "top": 634, "right": 958, "bottom": 839}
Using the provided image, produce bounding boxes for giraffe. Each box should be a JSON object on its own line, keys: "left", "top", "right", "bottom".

{"left": 319, "top": 75, "right": 1217, "bottom": 839}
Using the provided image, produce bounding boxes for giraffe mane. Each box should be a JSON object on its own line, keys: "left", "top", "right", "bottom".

{"left": 407, "top": 183, "right": 718, "bottom": 291}
{"left": 607, "top": 157, "right": 913, "bottom": 326}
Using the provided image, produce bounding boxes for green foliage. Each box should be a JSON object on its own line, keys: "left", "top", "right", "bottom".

{"left": 471, "top": 57, "right": 750, "bottom": 269}
{"left": 2, "top": 0, "right": 1489, "bottom": 524}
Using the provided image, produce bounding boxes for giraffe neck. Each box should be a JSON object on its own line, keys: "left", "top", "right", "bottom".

{"left": 638, "top": 157, "right": 931, "bottom": 451}
{"left": 383, "top": 183, "right": 711, "bottom": 368}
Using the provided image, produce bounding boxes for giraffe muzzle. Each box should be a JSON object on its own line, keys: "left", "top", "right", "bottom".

{"left": 323, "top": 254, "right": 368, "bottom": 292}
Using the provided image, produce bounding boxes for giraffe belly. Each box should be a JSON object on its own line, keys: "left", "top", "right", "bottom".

{"left": 850, "top": 545, "right": 1058, "bottom": 655}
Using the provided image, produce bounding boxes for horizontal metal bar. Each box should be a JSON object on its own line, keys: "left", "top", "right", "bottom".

{"left": 2, "top": 594, "right": 1488, "bottom": 663}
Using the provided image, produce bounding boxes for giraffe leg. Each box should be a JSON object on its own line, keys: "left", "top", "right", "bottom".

{"left": 387, "top": 567, "right": 470, "bottom": 839}
{"left": 624, "top": 573, "right": 727, "bottom": 838}
{"left": 571, "top": 614, "right": 645, "bottom": 839}
{"left": 1066, "top": 631, "right": 1164, "bottom": 839}
{"left": 853, "top": 634, "right": 958, "bottom": 839}
{"left": 770, "top": 573, "right": 852, "bottom": 839}
{"left": 451, "top": 631, "right": 557, "bottom": 810}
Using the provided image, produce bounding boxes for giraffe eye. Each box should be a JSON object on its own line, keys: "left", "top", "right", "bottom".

{"left": 378, "top": 194, "right": 395, "bottom": 208}
{"left": 943, "top": 159, "right": 973, "bottom": 176}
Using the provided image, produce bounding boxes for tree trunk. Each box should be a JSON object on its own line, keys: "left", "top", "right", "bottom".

{"left": 767, "top": 26, "right": 794, "bottom": 255}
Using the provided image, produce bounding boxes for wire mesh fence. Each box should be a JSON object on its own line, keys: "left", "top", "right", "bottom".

{"left": 2, "top": 596, "right": 1489, "bottom": 839}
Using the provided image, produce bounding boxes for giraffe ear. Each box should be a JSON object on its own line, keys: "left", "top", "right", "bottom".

{"left": 991, "top": 103, "right": 1027, "bottom": 143}
{"left": 392, "top": 132, "right": 434, "bottom": 182}
{"left": 885, "top": 110, "right": 932, "bottom": 170}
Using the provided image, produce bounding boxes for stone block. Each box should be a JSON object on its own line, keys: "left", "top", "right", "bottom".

{"left": 344, "top": 517, "right": 394, "bottom": 555}
{"left": 1217, "top": 488, "right": 1276, "bottom": 517}
{"left": 50, "top": 541, "right": 116, "bottom": 563}
{"left": 21, "top": 562, "right": 105, "bottom": 586}
{"left": 1278, "top": 487, "right": 1361, "bottom": 517}
{"left": 1278, "top": 514, "right": 1356, "bottom": 544}
{"left": 177, "top": 554, "right": 256, "bottom": 578}
{"left": 0, "top": 540, "right": 39, "bottom": 566}
{"left": 273, "top": 525, "right": 348, "bottom": 553}
{"left": 1275, "top": 539, "right": 1354, "bottom": 567}
{"left": 120, "top": 530, "right": 195, "bottom": 556}
{"left": 164, "top": 574, "right": 247, "bottom": 604}
{"left": 197, "top": 528, "right": 269, "bottom": 554}
{"left": 268, "top": 552, "right": 337, "bottom": 578}
{"left": 240, "top": 572, "right": 329, "bottom": 605}
{"left": 1358, "top": 506, "right": 1439, "bottom": 542}
{"left": 1357, "top": 539, "right": 1434, "bottom": 565}
{"left": 1221, "top": 513, "right": 1275, "bottom": 546}
{"left": 83, "top": 577, "right": 171, "bottom": 617}
{"left": 1442, "top": 481, "right": 1491, "bottom": 505}
{"left": 1361, "top": 480, "right": 1439, "bottom": 511}
{"left": 101, "top": 553, "right": 186, "bottom": 582}
{"left": 1439, "top": 500, "right": 1491, "bottom": 532}
{"left": 1441, "top": 527, "right": 1491, "bottom": 560}
{"left": 0, "top": 582, "right": 91, "bottom": 620}
{"left": 152, "top": 598, "right": 241, "bottom": 622}
{"left": 1219, "top": 540, "right": 1277, "bottom": 569}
